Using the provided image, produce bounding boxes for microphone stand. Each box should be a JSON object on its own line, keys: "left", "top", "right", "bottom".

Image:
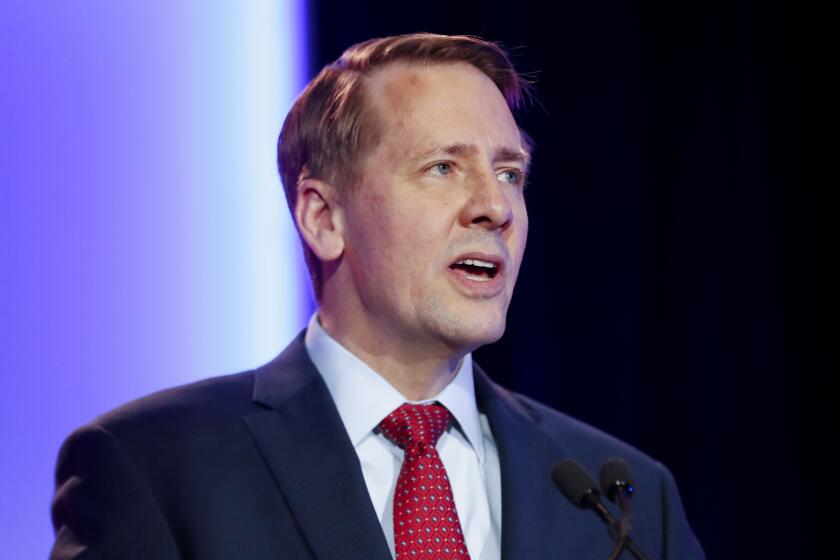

{"left": 606, "top": 488, "right": 648, "bottom": 560}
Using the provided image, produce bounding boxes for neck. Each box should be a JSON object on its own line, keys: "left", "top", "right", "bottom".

{"left": 316, "top": 309, "right": 465, "bottom": 401}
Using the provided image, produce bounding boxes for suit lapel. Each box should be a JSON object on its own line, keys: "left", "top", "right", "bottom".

{"left": 474, "top": 366, "right": 584, "bottom": 559}
{"left": 243, "top": 333, "right": 391, "bottom": 560}
{"left": 242, "top": 333, "right": 601, "bottom": 559}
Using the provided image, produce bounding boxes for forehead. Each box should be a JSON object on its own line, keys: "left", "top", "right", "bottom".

{"left": 362, "top": 62, "right": 525, "bottom": 158}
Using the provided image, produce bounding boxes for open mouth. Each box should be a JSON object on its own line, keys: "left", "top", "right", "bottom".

{"left": 449, "top": 258, "right": 500, "bottom": 281}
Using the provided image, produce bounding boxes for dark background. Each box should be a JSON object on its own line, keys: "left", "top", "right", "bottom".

{"left": 307, "top": 1, "right": 833, "bottom": 558}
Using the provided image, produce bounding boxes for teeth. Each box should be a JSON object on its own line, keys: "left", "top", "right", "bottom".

{"left": 456, "top": 258, "right": 497, "bottom": 269}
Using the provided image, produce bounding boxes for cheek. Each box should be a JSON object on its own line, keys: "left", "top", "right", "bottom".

{"left": 508, "top": 201, "right": 529, "bottom": 280}
{"left": 352, "top": 192, "right": 428, "bottom": 277}
{"left": 513, "top": 197, "right": 529, "bottom": 249}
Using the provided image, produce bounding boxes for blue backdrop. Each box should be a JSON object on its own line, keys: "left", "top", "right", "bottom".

{"left": 0, "top": 2, "right": 311, "bottom": 557}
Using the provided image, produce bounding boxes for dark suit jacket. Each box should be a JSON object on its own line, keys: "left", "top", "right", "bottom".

{"left": 51, "top": 331, "right": 705, "bottom": 559}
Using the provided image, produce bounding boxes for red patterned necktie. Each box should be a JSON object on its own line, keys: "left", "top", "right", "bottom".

{"left": 379, "top": 403, "right": 471, "bottom": 560}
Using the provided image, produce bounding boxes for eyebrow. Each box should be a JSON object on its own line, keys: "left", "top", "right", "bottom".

{"left": 416, "top": 142, "right": 532, "bottom": 171}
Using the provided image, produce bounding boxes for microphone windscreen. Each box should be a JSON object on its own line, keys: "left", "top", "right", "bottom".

{"left": 599, "top": 457, "right": 634, "bottom": 502}
{"left": 552, "top": 459, "right": 600, "bottom": 508}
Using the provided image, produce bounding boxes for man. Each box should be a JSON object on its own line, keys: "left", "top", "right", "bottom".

{"left": 51, "top": 33, "right": 705, "bottom": 559}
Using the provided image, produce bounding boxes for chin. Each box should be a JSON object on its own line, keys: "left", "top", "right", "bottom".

{"left": 432, "top": 312, "right": 507, "bottom": 352}
{"left": 419, "top": 292, "right": 510, "bottom": 351}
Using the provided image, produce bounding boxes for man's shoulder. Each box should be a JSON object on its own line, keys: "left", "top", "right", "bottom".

{"left": 480, "top": 375, "right": 706, "bottom": 559}
{"left": 72, "top": 369, "right": 261, "bottom": 453}
{"left": 94, "top": 369, "right": 258, "bottom": 427}
{"left": 87, "top": 332, "right": 313, "bottom": 436}
{"left": 481, "top": 373, "right": 667, "bottom": 477}
{"left": 519, "top": 389, "right": 653, "bottom": 457}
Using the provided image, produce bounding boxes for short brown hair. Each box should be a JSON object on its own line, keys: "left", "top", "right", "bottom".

{"left": 277, "top": 33, "right": 530, "bottom": 299}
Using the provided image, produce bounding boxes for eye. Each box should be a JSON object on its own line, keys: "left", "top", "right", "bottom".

{"left": 497, "top": 168, "right": 524, "bottom": 186}
{"left": 428, "top": 161, "right": 455, "bottom": 176}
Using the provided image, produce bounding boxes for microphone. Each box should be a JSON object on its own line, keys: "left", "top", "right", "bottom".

{"left": 551, "top": 459, "right": 618, "bottom": 531}
{"left": 551, "top": 459, "right": 650, "bottom": 560}
{"left": 599, "top": 457, "right": 634, "bottom": 505}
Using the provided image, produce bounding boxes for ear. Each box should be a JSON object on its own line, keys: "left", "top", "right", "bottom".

{"left": 295, "top": 178, "right": 345, "bottom": 262}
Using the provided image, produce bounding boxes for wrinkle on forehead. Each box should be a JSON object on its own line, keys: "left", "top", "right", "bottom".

{"left": 363, "top": 61, "right": 526, "bottom": 165}
{"left": 368, "top": 61, "right": 452, "bottom": 109}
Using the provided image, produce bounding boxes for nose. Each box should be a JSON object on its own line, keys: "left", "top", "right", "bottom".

{"left": 459, "top": 170, "right": 514, "bottom": 233}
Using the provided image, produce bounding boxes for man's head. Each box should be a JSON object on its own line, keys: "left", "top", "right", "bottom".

{"left": 278, "top": 33, "right": 531, "bottom": 355}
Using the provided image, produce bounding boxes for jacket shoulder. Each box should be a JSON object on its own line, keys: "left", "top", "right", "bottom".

{"left": 54, "top": 368, "right": 269, "bottom": 514}
{"left": 493, "top": 382, "right": 663, "bottom": 471}
{"left": 488, "top": 384, "right": 706, "bottom": 559}
{"left": 91, "top": 369, "right": 260, "bottom": 434}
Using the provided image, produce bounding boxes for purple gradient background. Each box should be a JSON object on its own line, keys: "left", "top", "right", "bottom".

{"left": 0, "top": 2, "right": 311, "bottom": 555}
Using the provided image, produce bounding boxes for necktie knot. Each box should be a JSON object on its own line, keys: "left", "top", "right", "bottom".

{"left": 379, "top": 403, "right": 451, "bottom": 455}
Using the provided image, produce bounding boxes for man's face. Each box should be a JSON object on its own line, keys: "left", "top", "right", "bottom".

{"left": 338, "top": 61, "right": 529, "bottom": 354}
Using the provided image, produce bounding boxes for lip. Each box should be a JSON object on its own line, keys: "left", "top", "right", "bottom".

{"left": 446, "top": 251, "right": 507, "bottom": 298}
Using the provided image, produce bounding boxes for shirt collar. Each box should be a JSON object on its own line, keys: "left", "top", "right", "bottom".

{"left": 304, "top": 312, "right": 485, "bottom": 463}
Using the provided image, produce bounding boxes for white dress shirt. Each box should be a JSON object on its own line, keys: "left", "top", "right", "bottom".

{"left": 304, "top": 313, "right": 502, "bottom": 560}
